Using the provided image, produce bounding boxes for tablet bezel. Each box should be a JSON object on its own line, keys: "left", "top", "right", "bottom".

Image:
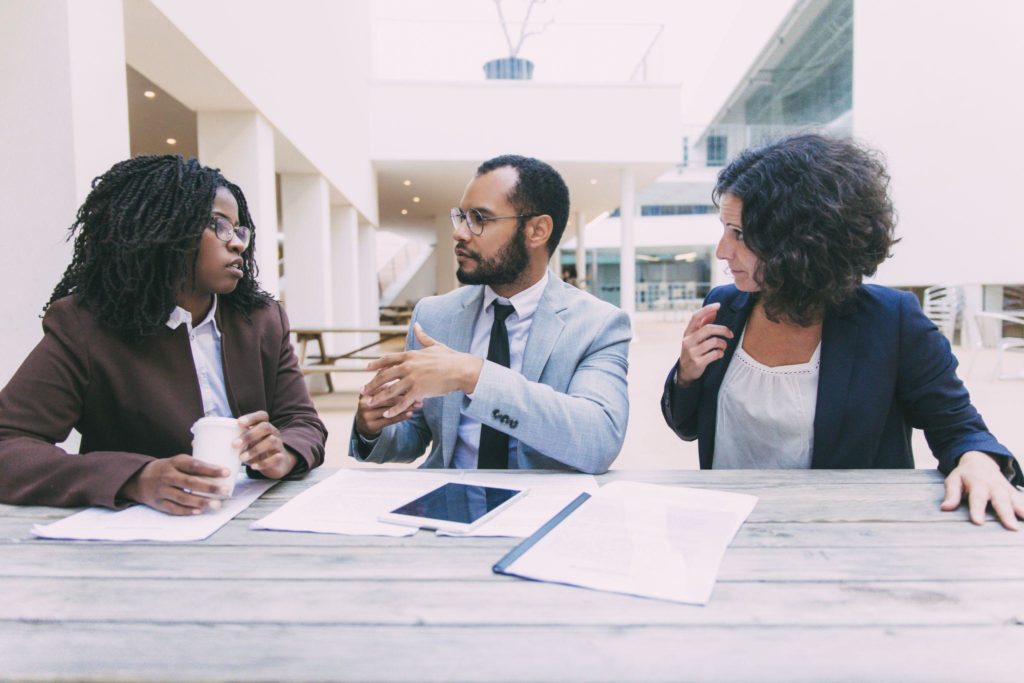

{"left": 378, "top": 482, "right": 529, "bottom": 533}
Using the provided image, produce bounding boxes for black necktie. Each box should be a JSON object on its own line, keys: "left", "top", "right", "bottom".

{"left": 477, "top": 302, "right": 516, "bottom": 469}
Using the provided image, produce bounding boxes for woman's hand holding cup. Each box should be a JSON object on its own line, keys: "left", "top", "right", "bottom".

{"left": 236, "top": 411, "right": 297, "bottom": 479}
{"left": 120, "top": 455, "right": 230, "bottom": 516}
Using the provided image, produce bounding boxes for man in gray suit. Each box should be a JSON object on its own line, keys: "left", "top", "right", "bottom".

{"left": 349, "top": 155, "right": 631, "bottom": 473}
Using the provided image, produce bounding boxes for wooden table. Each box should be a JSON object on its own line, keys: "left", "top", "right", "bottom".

{"left": 2, "top": 469, "right": 1022, "bottom": 681}
{"left": 292, "top": 325, "right": 409, "bottom": 392}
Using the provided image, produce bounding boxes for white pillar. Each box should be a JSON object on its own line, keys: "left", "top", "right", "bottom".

{"left": 549, "top": 244, "right": 562, "bottom": 278}
{"left": 280, "top": 174, "right": 333, "bottom": 329}
{"left": 197, "top": 112, "right": 280, "bottom": 298}
{"left": 0, "top": 0, "right": 129, "bottom": 384}
{"left": 358, "top": 222, "right": 380, "bottom": 327}
{"left": 620, "top": 167, "right": 637, "bottom": 319}
{"left": 574, "top": 211, "right": 587, "bottom": 291}
{"left": 435, "top": 214, "right": 458, "bottom": 295}
{"left": 331, "top": 205, "right": 361, "bottom": 351}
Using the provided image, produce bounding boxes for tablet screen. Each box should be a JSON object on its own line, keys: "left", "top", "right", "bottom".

{"left": 389, "top": 483, "right": 521, "bottom": 525}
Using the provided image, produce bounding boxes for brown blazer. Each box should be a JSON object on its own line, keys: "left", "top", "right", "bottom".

{"left": 0, "top": 296, "right": 327, "bottom": 508}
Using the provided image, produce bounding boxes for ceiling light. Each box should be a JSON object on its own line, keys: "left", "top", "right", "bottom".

{"left": 166, "top": 138, "right": 177, "bottom": 145}
{"left": 589, "top": 178, "right": 598, "bottom": 185}
{"left": 403, "top": 180, "right": 412, "bottom": 186}
{"left": 673, "top": 251, "right": 698, "bottom": 262}
{"left": 143, "top": 90, "right": 156, "bottom": 99}
{"left": 400, "top": 209, "right": 408, "bottom": 215}
{"left": 412, "top": 196, "right": 421, "bottom": 203}
{"left": 637, "top": 254, "right": 660, "bottom": 262}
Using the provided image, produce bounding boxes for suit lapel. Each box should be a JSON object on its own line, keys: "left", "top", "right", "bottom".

{"left": 521, "top": 278, "right": 566, "bottom": 382}
{"left": 441, "top": 288, "right": 483, "bottom": 467}
{"left": 216, "top": 303, "right": 255, "bottom": 418}
{"left": 704, "top": 292, "right": 753, "bottom": 399}
{"left": 812, "top": 304, "right": 859, "bottom": 468}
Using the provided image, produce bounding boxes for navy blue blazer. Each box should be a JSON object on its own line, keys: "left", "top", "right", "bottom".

{"left": 661, "top": 284, "right": 1021, "bottom": 484}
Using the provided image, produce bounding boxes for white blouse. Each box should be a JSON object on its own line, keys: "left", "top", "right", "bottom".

{"left": 713, "top": 325, "right": 821, "bottom": 469}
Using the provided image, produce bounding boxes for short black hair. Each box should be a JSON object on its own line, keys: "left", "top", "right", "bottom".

{"left": 713, "top": 133, "right": 898, "bottom": 326}
{"left": 47, "top": 154, "right": 272, "bottom": 338}
{"left": 476, "top": 154, "right": 570, "bottom": 255}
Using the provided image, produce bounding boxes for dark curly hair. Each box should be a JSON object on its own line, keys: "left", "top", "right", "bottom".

{"left": 46, "top": 155, "right": 272, "bottom": 338}
{"left": 477, "top": 154, "right": 570, "bottom": 255}
{"left": 713, "top": 133, "right": 898, "bottom": 326}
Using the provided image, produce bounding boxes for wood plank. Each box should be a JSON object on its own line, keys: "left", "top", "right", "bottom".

{"left": 1, "top": 543, "right": 1022, "bottom": 582}
{"left": 0, "top": 577, "right": 1021, "bottom": 628}
{"left": 1, "top": 623, "right": 1020, "bottom": 682}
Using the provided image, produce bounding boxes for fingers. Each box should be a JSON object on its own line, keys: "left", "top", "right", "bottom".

{"left": 989, "top": 490, "right": 1020, "bottom": 531}
{"left": 940, "top": 471, "right": 963, "bottom": 511}
{"left": 161, "top": 484, "right": 222, "bottom": 515}
{"left": 366, "top": 352, "right": 406, "bottom": 372}
{"left": 967, "top": 484, "right": 989, "bottom": 526}
{"left": 357, "top": 395, "right": 420, "bottom": 434}
{"left": 172, "top": 454, "right": 229, "bottom": 479}
{"left": 362, "top": 367, "right": 405, "bottom": 398}
{"left": 413, "top": 322, "right": 437, "bottom": 348}
{"left": 684, "top": 302, "right": 721, "bottom": 334}
{"left": 237, "top": 411, "right": 269, "bottom": 428}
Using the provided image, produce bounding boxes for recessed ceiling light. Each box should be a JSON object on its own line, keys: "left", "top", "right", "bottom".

{"left": 166, "top": 138, "right": 177, "bottom": 145}
{"left": 589, "top": 178, "right": 598, "bottom": 185}
{"left": 143, "top": 90, "right": 156, "bottom": 99}
{"left": 400, "top": 209, "right": 408, "bottom": 215}
{"left": 412, "top": 196, "right": 421, "bottom": 203}
{"left": 403, "top": 180, "right": 412, "bottom": 186}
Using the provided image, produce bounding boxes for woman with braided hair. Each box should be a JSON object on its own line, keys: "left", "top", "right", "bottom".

{"left": 0, "top": 155, "right": 326, "bottom": 513}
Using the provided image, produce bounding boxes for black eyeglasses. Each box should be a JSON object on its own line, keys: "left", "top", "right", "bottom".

{"left": 208, "top": 215, "right": 251, "bottom": 249}
{"left": 450, "top": 207, "right": 539, "bottom": 236}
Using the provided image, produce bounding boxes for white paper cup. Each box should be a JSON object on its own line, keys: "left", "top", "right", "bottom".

{"left": 190, "top": 416, "right": 244, "bottom": 499}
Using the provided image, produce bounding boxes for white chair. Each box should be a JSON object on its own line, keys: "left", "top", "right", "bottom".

{"left": 922, "top": 285, "right": 963, "bottom": 344}
{"left": 971, "top": 311, "right": 1024, "bottom": 380}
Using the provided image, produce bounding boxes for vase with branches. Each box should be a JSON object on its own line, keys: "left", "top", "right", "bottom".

{"left": 483, "top": 0, "right": 554, "bottom": 80}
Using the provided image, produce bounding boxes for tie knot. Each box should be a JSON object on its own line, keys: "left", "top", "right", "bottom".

{"left": 492, "top": 302, "right": 516, "bottom": 324}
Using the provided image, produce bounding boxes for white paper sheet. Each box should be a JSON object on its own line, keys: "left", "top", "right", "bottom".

{"left": 445, "top": 472, "right": 599, "bottom": 537}
{"left": 251, "top": 469, "right": 454, "bottom": 537}
{"left": 31, "top": 476, "right": 277, "bottom": 542}
{"left": 499, "top": 481, "right": 757, "bottom": 605}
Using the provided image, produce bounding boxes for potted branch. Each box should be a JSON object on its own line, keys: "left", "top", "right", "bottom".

{"left": 483, "top": 0, "right": 553, "bottom": 80}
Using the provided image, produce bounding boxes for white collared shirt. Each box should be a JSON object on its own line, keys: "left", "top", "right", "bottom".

{"left": 165, "top": 295, "right": 233, "bottom": 418}
{"left": 453, "top": 270, "right": 550, "bottom": 469}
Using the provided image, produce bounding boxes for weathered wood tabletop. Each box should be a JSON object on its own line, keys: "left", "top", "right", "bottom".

{"left": 2, "top": 468, "right": 1022, "bottom": 682}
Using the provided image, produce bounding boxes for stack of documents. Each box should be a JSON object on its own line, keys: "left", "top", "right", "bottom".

{"left": 493, "top": 481, "right": 757, "bottom": 605}
{"left": 31, "top": 477, "right": 277, "bottom": 542}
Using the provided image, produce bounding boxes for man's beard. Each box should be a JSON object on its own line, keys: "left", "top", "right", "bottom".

{"left": 456, "top": 225, "right": 530, "bottom": 286}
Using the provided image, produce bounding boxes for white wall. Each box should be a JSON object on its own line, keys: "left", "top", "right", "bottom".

{"left": 372, "top": 82, "right": 680, "bottom": 163}
{"left": 0, "top": 0, "right": 130, "bottom": 384}
{"left": 148, "top": 0, "right": 378, "bottom": 224}
{"left": 854, "top": 0, "right": 1024, "bottom": 287}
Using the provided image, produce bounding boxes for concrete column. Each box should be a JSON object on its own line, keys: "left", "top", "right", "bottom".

{"left": 280, "top": 174, "right": 332, "bottom": 329}
{"left": 574, "top": 211, "right": 587, "bottom": 291}
{"left": 197, "top": 112, "right": 280, "bottom": 298}
{"left": 620, "top": 167, "right": 637, "bottom": 319}
{"left": 549, "top": 244, "right": 562, "bottom": 279}
{"left": 435, "top": 214, "right": 458, "bottom": 295}
{"left": 358, "top": 222, "right": 380, "bottom": 327}
{"left": 0, "top": 0, "right": 129, "bottom": 385}
{"left": 331, "top": 205, "right": 361, "bottom": 351}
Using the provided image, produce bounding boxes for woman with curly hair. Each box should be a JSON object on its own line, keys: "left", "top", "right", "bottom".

{"left": 0, "top": 155, "right": 326, "bottom": 514}
{"left": 661, "top": 133, "right": 1023, "bottom": 529}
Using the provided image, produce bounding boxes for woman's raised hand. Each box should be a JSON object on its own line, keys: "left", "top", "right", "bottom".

{"left": 677, "top": 302, "right": 734, "bottom": 386}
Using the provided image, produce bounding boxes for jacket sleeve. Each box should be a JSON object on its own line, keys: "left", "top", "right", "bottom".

{"left": 660, "top": 364, "right": 702, "bottom": 442}
{"left": 258, "top": 303, "right": 328, "bottom": 477}
{"left": 895, "top": 291, "right": 1022, "bottom": 484}
{"left": 348, "top": 304, "right": 433, "bottom": 464}
{"left": 460, "top": 307, "right": 632, "bottom": 474}
{"left": 0, "top": 302, "right": 153, "bottom": 508}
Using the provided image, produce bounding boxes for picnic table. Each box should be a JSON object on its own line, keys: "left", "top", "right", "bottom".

{"left": 1, "top": 468, "right": 1022, "bottom": 681}
{"left": 292, "top": 325, "right": 409, "bottom": 391}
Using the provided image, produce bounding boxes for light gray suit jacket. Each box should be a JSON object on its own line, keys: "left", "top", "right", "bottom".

{"left": 348, "top": 276, "right": 631, "bottom": 473}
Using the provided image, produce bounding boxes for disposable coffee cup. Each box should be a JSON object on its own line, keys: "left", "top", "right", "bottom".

{"left": 190, "top": 416, "right": 244, "bottom": 499}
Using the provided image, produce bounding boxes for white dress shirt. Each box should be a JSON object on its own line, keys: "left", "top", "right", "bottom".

{"left": 713, "top": 324, "right": 820, "bottom": 469}
{"left": 453, "top": 270, "right": 549, "bottom": 468}
{"left": 165, "top": 295, "right": 233, "bottom": 418}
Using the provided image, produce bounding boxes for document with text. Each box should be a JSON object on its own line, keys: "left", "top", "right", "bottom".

{"left": 31, "top": 476, "right": 277, "bottom": 542}
{"left": 494, "top": 481, "right": 758, "bottom": 605}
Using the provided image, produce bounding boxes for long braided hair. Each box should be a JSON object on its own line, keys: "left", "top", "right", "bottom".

{"left": 46, "top": 155, "right": 272, "bottom": 338}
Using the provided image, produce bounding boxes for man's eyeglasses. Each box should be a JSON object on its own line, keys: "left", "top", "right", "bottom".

{"left": 208, "top": 215, "right": 252, "bottom": 249}
{"left": 450, "top": 207, "right": 539, "bottom": 236}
